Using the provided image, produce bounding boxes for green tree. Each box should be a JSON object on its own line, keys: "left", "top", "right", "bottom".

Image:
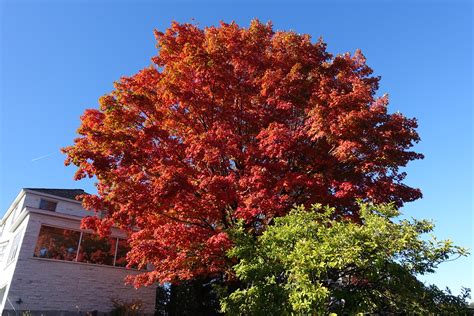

{"left": 221, "top": 203, "right": 471, "bottom": 315}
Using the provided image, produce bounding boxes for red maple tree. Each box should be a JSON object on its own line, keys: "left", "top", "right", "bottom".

{"left": 63, "top": 20, "right": 423, "bottom": 286}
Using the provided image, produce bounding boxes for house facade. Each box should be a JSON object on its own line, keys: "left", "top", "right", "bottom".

{"left": 0, "top": 188, "right": 156, "bottom": 315}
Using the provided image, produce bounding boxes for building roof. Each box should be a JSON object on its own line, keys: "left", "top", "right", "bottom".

{"left": 24, "top": 188, "right": 88, "bottom": 201}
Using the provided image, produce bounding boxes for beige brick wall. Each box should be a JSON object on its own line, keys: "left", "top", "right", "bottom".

{"left": 3, "top": 212, "right": 156, "bottom": 314}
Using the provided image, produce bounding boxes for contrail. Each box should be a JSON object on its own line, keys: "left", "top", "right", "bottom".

{"left": 31, "top": 152, "right": 55, "bottom": 162}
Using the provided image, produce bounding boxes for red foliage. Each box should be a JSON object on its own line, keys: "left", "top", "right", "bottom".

{"left": 63, "top": 20, "right": 423, "bottom": 286}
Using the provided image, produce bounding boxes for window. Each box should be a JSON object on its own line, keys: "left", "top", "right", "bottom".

{"left": 7, "top": 230, "right": 22, "bottom": 264}
{"left": 33, "top": 226, "right": 80, "bottom": 261}
{"left": 39, "top": 199, "right": 57, "bottom": 211}
{"left": 33, "top": 225, "right": 136, "bottom": 268}
{"left": 114, "top": 238, "right": 131, "bottom": 267}
{"left": 76, "top": 233, "right": 116, "bottom": 265}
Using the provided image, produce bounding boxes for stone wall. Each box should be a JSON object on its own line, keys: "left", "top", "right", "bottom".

{"left": 2, "top": 212, "right": 156, "bottom": 314}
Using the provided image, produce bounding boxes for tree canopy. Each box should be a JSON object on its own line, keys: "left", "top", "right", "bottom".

{"left": 221, "top": 203, "right": 470, "bottom": 315}
{"left": 63, "top": 20, "right": 423, "bottom": 286}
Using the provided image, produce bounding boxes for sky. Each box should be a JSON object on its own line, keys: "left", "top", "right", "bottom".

{"left": 0, "top": 0, "right": 472, "bottom": 295}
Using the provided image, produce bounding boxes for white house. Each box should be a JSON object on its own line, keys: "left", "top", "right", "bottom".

{"left": 0, "top": 188, "right": 156, "bottom": 315}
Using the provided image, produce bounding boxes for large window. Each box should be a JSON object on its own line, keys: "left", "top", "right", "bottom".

{"left": 114, "top": 238, "right": 132, "bottom": 267}
{"left": 33, "top": 225, "right": 135, "bottom": 268}
{"left": 77, "top": 233, "right": 116, "bottom": 265}
{"left": 34, "top": 226, "right": 80, "bottom": 261}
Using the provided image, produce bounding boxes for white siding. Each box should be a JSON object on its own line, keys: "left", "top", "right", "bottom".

{"left": 24, "top": 193, "right": 91, "bottom": 218}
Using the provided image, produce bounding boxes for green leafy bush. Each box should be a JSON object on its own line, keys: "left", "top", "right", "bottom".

{"left": 221, "top": 203, "right": 471, "bottom": 315}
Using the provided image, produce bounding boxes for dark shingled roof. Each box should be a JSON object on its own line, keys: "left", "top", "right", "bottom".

{"left": 24, "top": 188, "right": 88, "bottom": 201}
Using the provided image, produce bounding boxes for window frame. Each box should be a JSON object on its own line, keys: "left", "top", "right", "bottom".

{"left": 33, "top": 225, "right": 81, "bottom": 262}
{"left": 33, "top": 224, "right": 136, "bottom": 269}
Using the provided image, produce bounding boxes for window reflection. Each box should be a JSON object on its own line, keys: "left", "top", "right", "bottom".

{"left": 33, "top": 225, "right": 138, "bottom": 269}
{"left": 114, "top": 238, "right": 131, "bottom": 267}
{"left": 34, "top": 226, "right": 80, "bottom": 261}
{"left": 77, "top": 233, "right": 115, "bottom": 265}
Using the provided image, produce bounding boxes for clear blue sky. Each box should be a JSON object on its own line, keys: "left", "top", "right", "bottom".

{"left": 1, "top": 0, "right": 472, "bottom": 295}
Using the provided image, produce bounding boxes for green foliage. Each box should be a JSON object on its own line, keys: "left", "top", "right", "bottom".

{"left": 221, "top": 203, "right": 471, "bottom": 315}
